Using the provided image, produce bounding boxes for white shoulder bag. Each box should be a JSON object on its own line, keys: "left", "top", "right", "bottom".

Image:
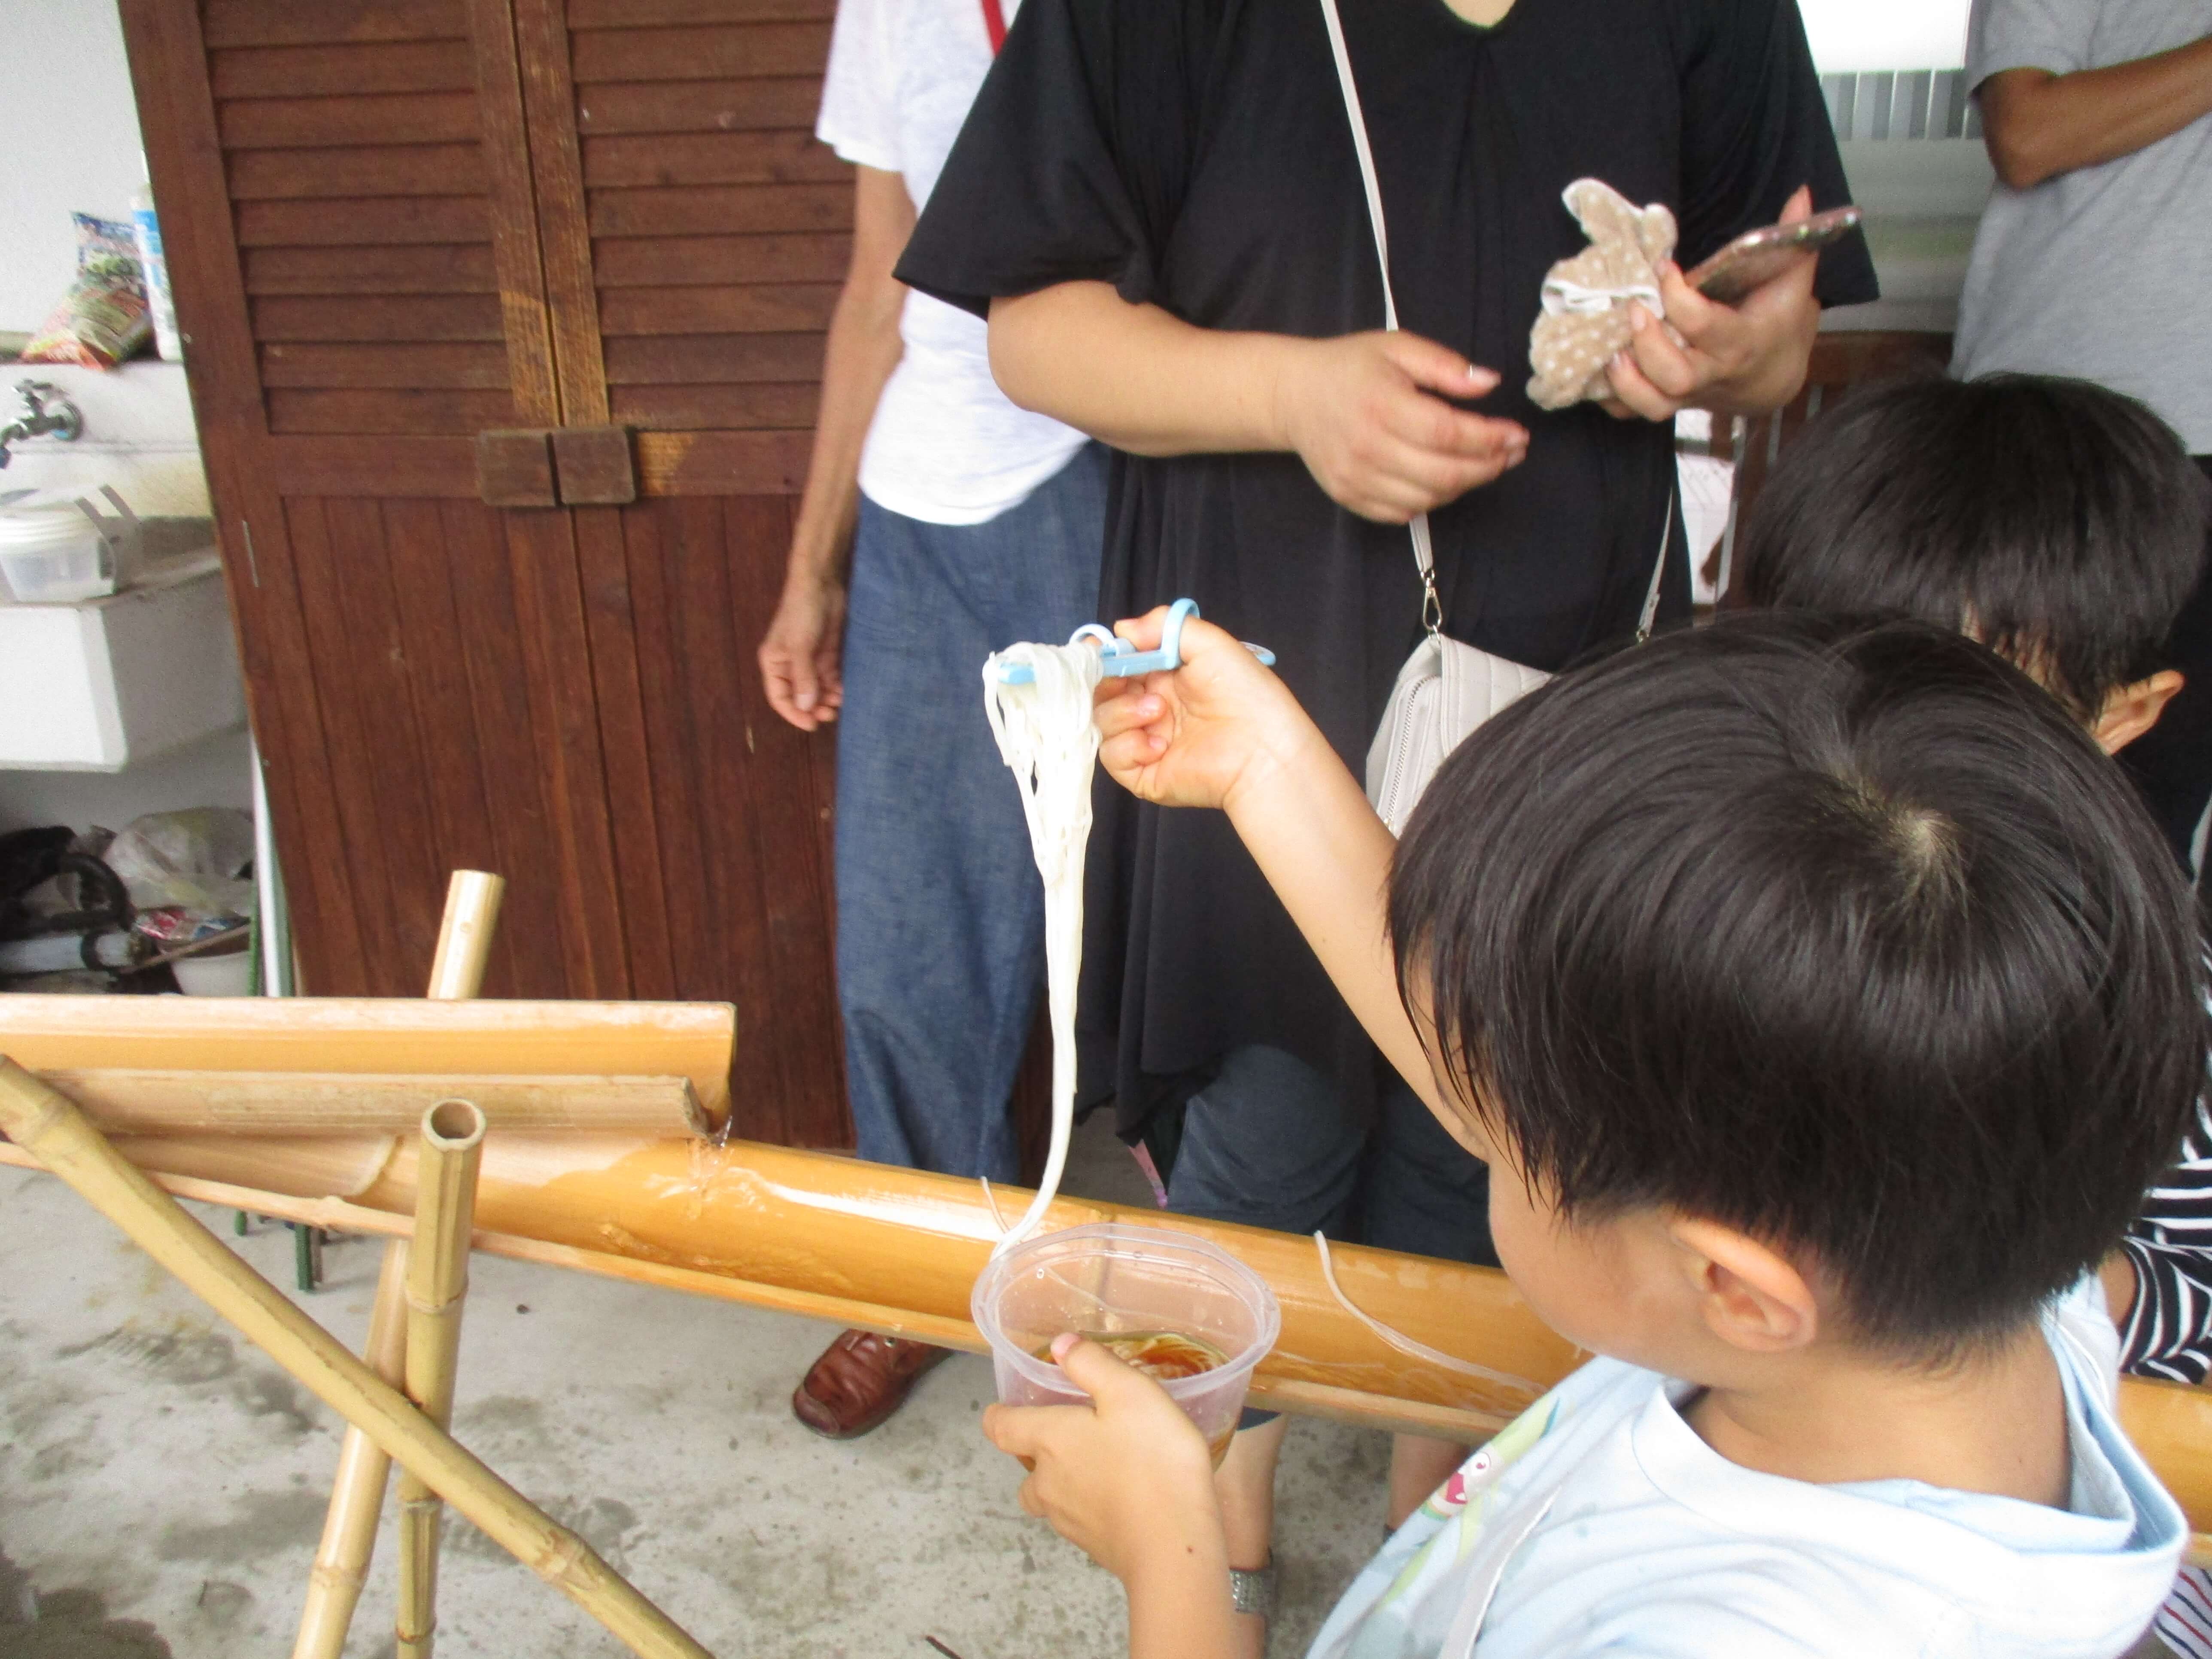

{"left": 1318, "top": 0, "right": 1672, "bottom": 835}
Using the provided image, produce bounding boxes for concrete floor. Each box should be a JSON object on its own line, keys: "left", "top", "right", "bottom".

{"left": 0, "top": 1115, "right": 1393, "bottom": 1659}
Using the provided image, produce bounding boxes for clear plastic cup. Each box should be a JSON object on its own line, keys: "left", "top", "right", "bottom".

{"left": 971, "top": 1222, "right": 1281, "bottom": 1464}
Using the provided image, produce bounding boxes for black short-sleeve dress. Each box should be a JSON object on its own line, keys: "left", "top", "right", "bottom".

{"left": 899, "top": 0, "right": 1878, "bottom": 1136}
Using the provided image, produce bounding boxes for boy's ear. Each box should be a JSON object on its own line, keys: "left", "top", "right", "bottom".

{"left": 1666, "top": 1216, "right": 1820, "bottom": 1355}
{"left": 2094, "top": 670, "right": 2184, "bottom": 754}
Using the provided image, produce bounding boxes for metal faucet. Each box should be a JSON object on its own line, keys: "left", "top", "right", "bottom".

{"left": 0, "top": 381, "right": 84, "bottom": 468}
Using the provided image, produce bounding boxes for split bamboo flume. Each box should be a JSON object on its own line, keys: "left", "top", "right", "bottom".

{"left": 7, "top": 1120, "right": 2212, "bottom": 1554}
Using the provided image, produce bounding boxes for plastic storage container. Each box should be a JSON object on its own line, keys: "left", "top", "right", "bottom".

{"left": 972, "top": 1222, "right": 1280, "bottom": 1463}
{"left": 0, "top": 495, "right": 116, "bottom": 603}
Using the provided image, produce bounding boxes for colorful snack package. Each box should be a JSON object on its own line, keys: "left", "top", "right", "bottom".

{"left": 21, "top": 213, "right": 153, "bottom": 370}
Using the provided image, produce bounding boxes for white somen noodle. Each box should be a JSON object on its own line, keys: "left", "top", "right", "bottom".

{"left": 981, "top": 640, "right": 1106, "bottom": 1257}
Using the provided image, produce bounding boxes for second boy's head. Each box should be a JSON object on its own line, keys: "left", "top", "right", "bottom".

{"left": 1390, "top": 617, "right": 2202, "bottom": 1379}
{"left": 1735, "top": 373, "right": 2208, "bottom": 753}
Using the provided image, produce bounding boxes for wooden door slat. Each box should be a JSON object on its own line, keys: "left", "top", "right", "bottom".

{"left": 587, "top": 182, "right": 849, "bottom": 237}
{"left": 234, "top": 196, "right": 491, "bottom": 247}
{"left": 724, "top": 493, "right": 846, "bottom": 1141}
{"left": 211, "top": 41, "right": 477, "bottom": 98}
{"left": 219, "top": 91, "right": 481, "bottom": 149}
{"left": 282, "top": 498, "right": 408, "bottom": 986}
{"left": 203, "top": 0, "right": 468, "bottom": 49}
{"left": 376, "top": 497, "right": 517, "bottom": 991}
{"left": 569, "top": 23, "right": 832, "bottom": 82}
{"left": 514, "top": 0, "right": 611, "bottom": 423}
{"left": 267, "top": 435, "right": 480, "bottom": 496}
{"left": 227, "top": 142, "right": 485, "bottom": 201}
{"left": 262, "top": 341, "right": 512, "bottom": 389}
{"left": 609, "top": 383, "right": 817, "bottom": 429}
{"left": 468, "top": 0, "right": 565, "bottom": 425}
{"left": 597, "top": 283, "right": 837, "bottom": 336}
{"left": 574, "top": 508, "right": 677, "bottom": 1000}
{"left": 635, "top": 430, "right": 810, "bottom": 495}
{"left": 568, "top": 0, "right": 834, "bottom": 24}
{"left": 503, "top": 512, "right": 632, "bottom": 998}
{"left": 593, "top": 232, "right": 849, "bottom": 287}
{"left": 580, "top": 131, "right": 845, "bottom": 188}
{"left": 266, "top": 387, "right": 516, "bottom": 434}
{"left": 616, "top": 507, "right": 726, "bottom": 1044}
{"left": 437, "top": 501, "right": 581, "bottom": 996}
{"left": 602, "top": 331, "right": 824, "bottom": 384}
{"left": 251, "top": 293, "right": 506, "bottom": 343}
{"left": 245, "top": 243, "right": 497, "bottom": 296}
{"left": 574, "top": 77, "right": 820, "bottom": 136}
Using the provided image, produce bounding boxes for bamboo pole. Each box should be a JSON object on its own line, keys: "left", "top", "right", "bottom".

{"left": 46, "top": 1070, "right": 704, "bottom": 1138}
{"left": 294, "top": 1241, "right": 409, "bottom": 1659}
{"left": 294, "top": 870, "right": 504, "bottom": 1659}
{"left": 0, "top": 1061, "right": 711, "bottom": 1658}
{"left": 396, "top": 1098, "right": 487, "bottom": 1659}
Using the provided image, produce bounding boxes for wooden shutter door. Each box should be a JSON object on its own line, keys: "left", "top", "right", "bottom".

{"left": 119, "top": 0, "right": 854, "bottom": 1146}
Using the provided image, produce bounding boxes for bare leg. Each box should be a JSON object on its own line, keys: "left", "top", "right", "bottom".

{"left": 1388, "top": 1433, "right": 1471, "bottom": 1530}
{"left": 1215, "top": 1416, "right": 1288, "bottom": 1659}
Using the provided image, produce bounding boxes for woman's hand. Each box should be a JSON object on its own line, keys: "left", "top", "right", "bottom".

{"left": 758, "top": 567, "right": 848, "bottom": 731}
{"left": 1271, "top": 332, "right": 1528, "bottom": 523}
{"left": 984, "top": 1335, "right": 1230, "bottom": 1591}
{"left": 1601, "top": 186, "right": 1823, "bottom": 422}
{"left": 1094, "top": 609, "right": 1330, "bottom": 814}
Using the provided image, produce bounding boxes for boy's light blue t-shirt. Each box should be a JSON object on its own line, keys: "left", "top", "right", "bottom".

{"left": 1308, "top": 1281, "right": 2183, "bottom": 1659}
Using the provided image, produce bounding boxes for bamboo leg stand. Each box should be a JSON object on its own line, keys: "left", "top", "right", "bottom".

{"left": 396, "top": 1098, "right": 486, "bottom": 1658}
{"left": 0, "top": 1060, "right": 711, "bottom": 1659}
{"left": 294, "top": 1241, "right": 409, "bottom": 1659}
{"left": 295, "top": 871, "right": 504, "bottom": 1659}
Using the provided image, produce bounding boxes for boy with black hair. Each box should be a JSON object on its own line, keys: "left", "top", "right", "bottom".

{"left": 1735, "top": 372, "right": 2209, "bottom": 786}
{"left": 988, "top": 612, "right": 2201, "bottom": 1659}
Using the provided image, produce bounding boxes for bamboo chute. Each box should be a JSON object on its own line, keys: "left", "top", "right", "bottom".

{"left": 0, "top": 993, "right": 732, "bottom": 1133}
{"left": 0, "top": 1060, "right": 712, "bottom": 1659}
{"left": 398, "top": 1098, "right": 487, "bottom": 1658}
{"left": 6, "top": 987, "right": 2210, "bottom": 1566}
{"left": 40, "top": 1070, "right": 704, "bottom": 1138}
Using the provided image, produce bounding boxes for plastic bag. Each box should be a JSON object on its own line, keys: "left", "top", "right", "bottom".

{"left": 21, "top": 214, "right": 152, "bottom": 370}
{"left": 104, "top": 808, "right": 255, "bottom": 920}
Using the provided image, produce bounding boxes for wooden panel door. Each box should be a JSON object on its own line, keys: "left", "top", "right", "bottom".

{"left": 119, "top": 0, "right": 852, "bottom": 1146}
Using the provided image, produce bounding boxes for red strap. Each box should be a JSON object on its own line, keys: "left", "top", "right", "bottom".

{"left": 980, "top": 0, "right": 1007, "bottom": 54}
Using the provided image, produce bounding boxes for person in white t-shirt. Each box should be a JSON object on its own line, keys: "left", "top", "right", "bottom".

{"left": 985, "top": 613, "right": 2198, "bottom": 1659}
{"left": 758, "top": 0, "right": 1104, "bottom": 1439}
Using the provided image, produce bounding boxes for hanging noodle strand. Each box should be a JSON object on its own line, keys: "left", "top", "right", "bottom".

{"left": 981, "top": 641, "right": 1106, "bottom": 1256}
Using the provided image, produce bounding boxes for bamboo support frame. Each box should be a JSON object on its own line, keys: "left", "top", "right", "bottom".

{"left": 0, "top": 1060, "right": 712, "bottom": 1659}
{"left": 294, "top": 1241, "right": 410, "bottom": 1659}
{"left": 295, "top": 870, "right": 503, "bottom": 1659}
{"left": 397, "top": 1098, "right": 488, "bottom": 1659}
{"left": 44, "top": 1070, "right": 705, "bottom": 1138}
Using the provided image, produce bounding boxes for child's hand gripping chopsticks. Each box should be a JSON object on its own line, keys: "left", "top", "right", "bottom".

{"left": 1094, "top": 606, "right": 1325, "bottom": 815}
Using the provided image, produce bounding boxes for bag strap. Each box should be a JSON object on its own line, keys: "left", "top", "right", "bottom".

{"left": 1319, "top": 0, "right": 1672, "bottom": 647}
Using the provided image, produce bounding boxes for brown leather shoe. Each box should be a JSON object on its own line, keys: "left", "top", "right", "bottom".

{"left": 792, "top": 1328, "right": 952, "bottom": 1439}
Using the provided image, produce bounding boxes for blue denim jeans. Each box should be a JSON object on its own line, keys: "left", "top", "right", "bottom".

{"left": 835, "top": 445, "right": 1108, "bottom": 1180}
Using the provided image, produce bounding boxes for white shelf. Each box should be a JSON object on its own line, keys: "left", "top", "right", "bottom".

{"left": 0, "top": 547, "right": 247, "bottom": 771}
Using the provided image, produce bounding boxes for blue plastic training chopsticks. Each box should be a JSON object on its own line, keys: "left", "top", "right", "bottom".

{"left": 988, "top": 597, "right": 1276, "bottom": 685}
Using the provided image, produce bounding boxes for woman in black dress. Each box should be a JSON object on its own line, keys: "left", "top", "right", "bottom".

{"left": 899, "top": 0, "right": 1876, "bottom": 1629}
